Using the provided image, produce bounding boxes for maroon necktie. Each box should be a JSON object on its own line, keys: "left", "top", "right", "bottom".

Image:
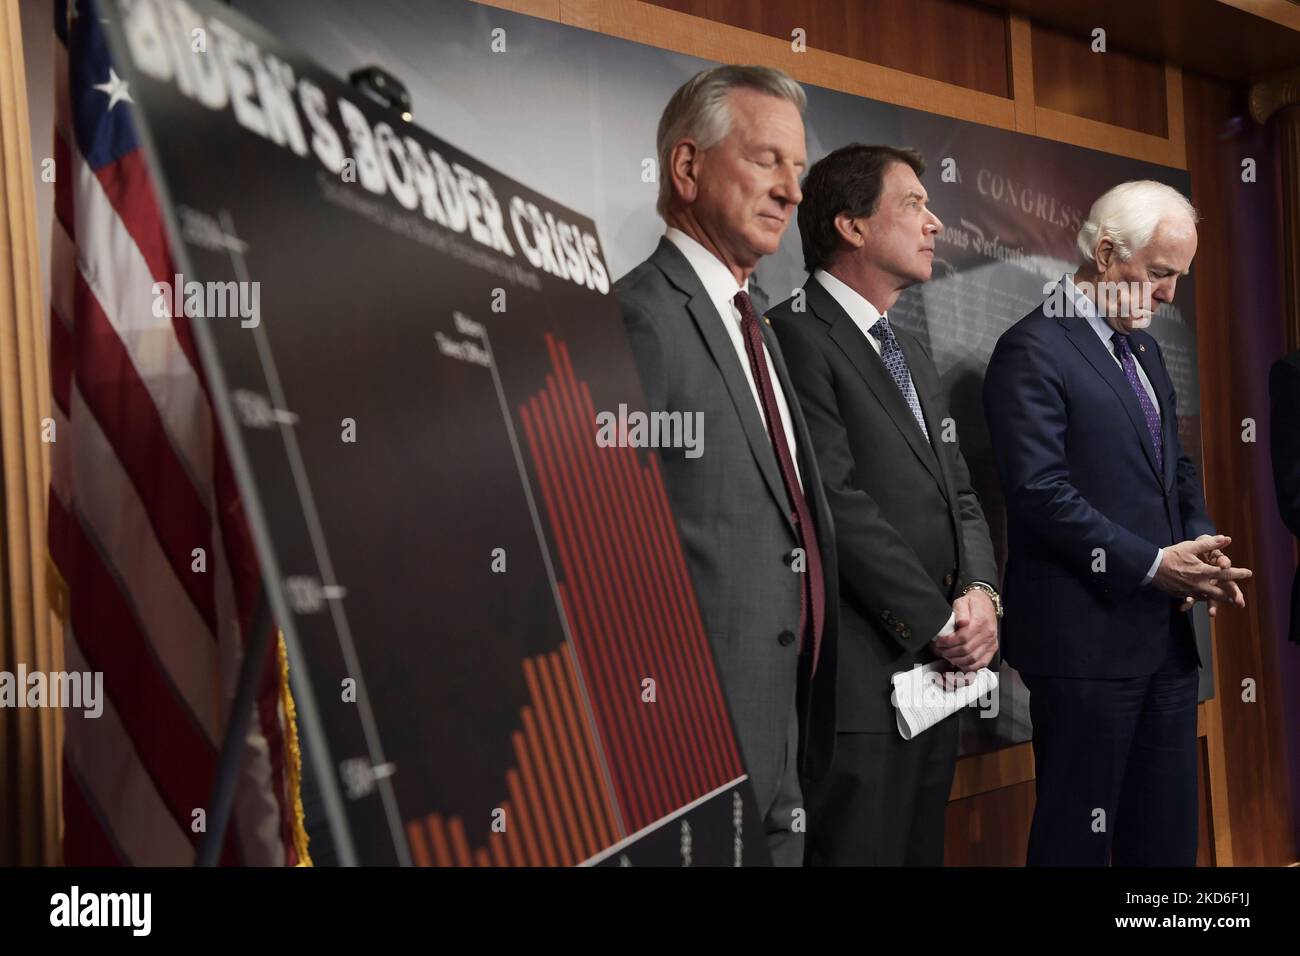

{"left": 734, "top": 290, "right": 824, "bottom": 676}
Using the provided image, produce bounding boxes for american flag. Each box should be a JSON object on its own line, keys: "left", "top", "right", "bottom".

{"left": 47, "top": 0, "right": 304, "bottom": 865}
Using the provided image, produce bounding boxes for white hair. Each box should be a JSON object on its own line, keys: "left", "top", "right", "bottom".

{"left": 1076, "top": 180, "right": 1199, "bottom": 264}
{"left": 655, "top": 65, "right": 806, "bottom": 219}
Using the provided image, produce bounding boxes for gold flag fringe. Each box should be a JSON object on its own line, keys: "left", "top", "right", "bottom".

{"left": 277, "top": 631, "right": 312, "bottom": 866}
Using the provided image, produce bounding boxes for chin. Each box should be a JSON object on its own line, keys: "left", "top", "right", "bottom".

{"left": 1130, "top": 314, "right": 1154, "bottom": 330}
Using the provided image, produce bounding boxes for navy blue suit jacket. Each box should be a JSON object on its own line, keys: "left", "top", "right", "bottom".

{"left": 983, "top": 300, "right": 1214, "bottom": 678}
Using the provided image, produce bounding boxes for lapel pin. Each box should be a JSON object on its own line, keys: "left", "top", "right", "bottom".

{"left": 1138, "top": 343, "right": 1146, "bottom": 352}
{"left": 764, "top": 317, "right": 771, "bottom": 326}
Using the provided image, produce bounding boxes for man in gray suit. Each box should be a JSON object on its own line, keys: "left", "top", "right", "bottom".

{"left": 613, "top": 65, "right": 838, "bottom": 865}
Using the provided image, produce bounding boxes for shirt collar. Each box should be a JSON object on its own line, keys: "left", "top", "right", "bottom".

{"left": 814, "top": 268, "right": 885, "bottom": 333}
{"left": 1063, "top": 274, "right": 1124, "bottom": 349}
{"left": 665, "top": 227, "right": 748, "bottom": 311}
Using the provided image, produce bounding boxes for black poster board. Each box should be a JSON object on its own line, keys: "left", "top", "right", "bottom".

{"left": 101, "top": 0, "right": 766, "bottom": 866}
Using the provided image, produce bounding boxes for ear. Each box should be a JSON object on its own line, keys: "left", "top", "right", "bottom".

{"left": 668, "top": 140, "right": 701, "bottom": 205}
{"left": 833, "top": 212, "right": 864, "bottom": 250}
{"left": 1094, "top": 235, "right": 1115, "bottom": 272}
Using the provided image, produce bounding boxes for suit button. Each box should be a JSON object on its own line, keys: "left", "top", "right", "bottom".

{"left": 943, "top": 572, "right": 955, "bottom": 588}
{"left": 778, "top": 630, "right": 796, "bottom": 646}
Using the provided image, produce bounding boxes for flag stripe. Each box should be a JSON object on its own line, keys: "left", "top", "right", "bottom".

{"left": 53, "top": 130, "right": 74, "bottom": 236}
{"left": 49, "top": 305, "right": 73, "bottom": 419}
{"left": 61, "top": 756, "right": 125, "bottom": 866}
{"left": 71, "top": 150, "right": 216, "bottom": 500}
{"left": 92, "top": 148, "right": 174, "bottom": 287}
{"left": 55, "top": 394, "right": 221, "bottom": 738}
{"left": 49, "top": 493, "right": 239, "bottom": 864}
{"left": 73, "top": 270, "right": 220, "bottom": 632}
{"left": 64, "top": 634, "right": 195, "bottom": 865}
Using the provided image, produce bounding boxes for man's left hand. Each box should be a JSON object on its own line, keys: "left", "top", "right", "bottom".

{"left": 934, "top": 589, "right": 999, "bottom": 672}
{"left": 1178, "top": 548, "right": 1247, "bottom": 617}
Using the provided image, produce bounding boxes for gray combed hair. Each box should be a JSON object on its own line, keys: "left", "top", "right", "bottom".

{"left": 1076, "top": 179, "right": 1199, "bottom": 264}
{"left": 655, "top": 64, "right": 807, "bottom": 218}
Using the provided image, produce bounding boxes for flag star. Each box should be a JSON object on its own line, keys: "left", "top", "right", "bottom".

{"left": 93, "top": 68, "right": 133, "bottom": 110}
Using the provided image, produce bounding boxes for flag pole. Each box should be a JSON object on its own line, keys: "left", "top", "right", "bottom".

{"left": 195, "top": 585, "right": 273, "bottom": 866}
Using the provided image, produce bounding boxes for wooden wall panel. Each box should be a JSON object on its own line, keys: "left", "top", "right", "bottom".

{"left": 1031, "top": 22, "right": 1168, "bottom": 136}
{"left": 644, "top": 0, "right": 1010, "bottom": 97}
{"left": 945, "top": 780, "right": 1033, "bottom": 865}
{"left": 1198, "top": 736, "right": 1215, "bottom": 866}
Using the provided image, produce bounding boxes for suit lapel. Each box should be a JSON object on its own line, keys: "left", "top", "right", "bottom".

{"left": 1061, "top": 315, "right": 1164, "bottom": 485}
{"left": 808, "top": 279, "right": 946, "bottom": 494}
{"left": 651, "top": 240, "right": 793, "bottom": 527}
{"left": 901, "top": 333, "right": 955, "bottom": 507}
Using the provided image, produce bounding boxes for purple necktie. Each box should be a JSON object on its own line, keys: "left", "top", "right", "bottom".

{"left": 734, "top": 291, "right": 824, "bottom": 676}
{"left": 1111, "top": 332, "right": 1163, "bottom": 472}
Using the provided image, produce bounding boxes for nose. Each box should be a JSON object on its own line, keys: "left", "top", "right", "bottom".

{"left": 1155, "top": 276, "right": 1177, "bottom": 303}
{"left": 776, "top": 164, "right": 803, "bottom": 207}
{"left": 927, "top": 209, "right": 943, "bottom": 235}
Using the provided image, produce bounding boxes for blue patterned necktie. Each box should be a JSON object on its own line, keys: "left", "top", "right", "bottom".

{"left": 1110, "top": 331, "right": 1164, "bottom": 472}
{"left": 869, "top": 315, "right": 929, "bottom": 440}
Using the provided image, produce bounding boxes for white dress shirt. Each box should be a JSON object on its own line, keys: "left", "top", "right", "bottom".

{"left": 1062, "top": 275, "right": 1164, "bottom": 585}
{"left": 815, "top": 268, "right": 889, "bottom": 358}
{"left": 665, "top": 228, "right": 801, "bottom": 488}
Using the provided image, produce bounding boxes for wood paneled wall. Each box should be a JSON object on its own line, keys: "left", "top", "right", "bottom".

{"left": 473, "top": 0, "right": 1298, "bottom": 866}
{"left": 1030, "top": 25, "right": 1168, "bottom": 136}
{"left": 648, "top": 0, "right": 1010, "bottom": 96}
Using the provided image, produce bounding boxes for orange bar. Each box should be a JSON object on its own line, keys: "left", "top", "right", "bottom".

{"left": 557, "top": 646, "right": 621, "bottom": 844}
{"left": 447, "top": 818, "right": 473, "bottom": 867}
{"left": 522, "top": 707, "right": 573, "bottom": 866}
{"left": 488, "top": 831, "right": 510, "bottom": 867}
{"left": 514, "top": 727, "right": 560, "bottom": 866}
{"left": 500, "top": 798, "right": 526, "bottom": 867}
{"left": 537, "top": 650, "right": 600, "bottom": 857}
{"left": 506, "top": 764, "right": 542, "bottom": 866}
{"left": 405, "top": 820, "right": 432, "bottom": 867}
{"left": 524, "top": 658, "right": 588, "bottom": 860}
{"left": 474, "top": 849, "right": 492, "bottom": 867}
{"left": 425, "top": 813, "right": 454, "bottom": 868}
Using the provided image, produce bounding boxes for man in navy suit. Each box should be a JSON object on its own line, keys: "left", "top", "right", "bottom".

{"left": 983, "top": 180, "right": 1251, "bottom": 866}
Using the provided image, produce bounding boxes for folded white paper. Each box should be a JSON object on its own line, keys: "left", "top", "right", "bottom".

{"left": 890, "top": 661, "right": 999, "bottom": 740}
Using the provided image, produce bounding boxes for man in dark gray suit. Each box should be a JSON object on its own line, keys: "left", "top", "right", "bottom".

{"left": 613, "top": 65, "right": 838, "bottom": 865}
{"left": 769, "top": 145, "right": 999, "bottom": 865}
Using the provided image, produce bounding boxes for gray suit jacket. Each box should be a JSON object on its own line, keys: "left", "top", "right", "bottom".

{"left": 613, "top": 238, "right": 839, "bottom": 813}
{"left": 771, "top": 275, "right": 998, "bottom": 731}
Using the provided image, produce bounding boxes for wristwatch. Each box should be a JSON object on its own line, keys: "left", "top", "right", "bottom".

{"left": 962, "top": 582, "right": 1003, "bottom": 619}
